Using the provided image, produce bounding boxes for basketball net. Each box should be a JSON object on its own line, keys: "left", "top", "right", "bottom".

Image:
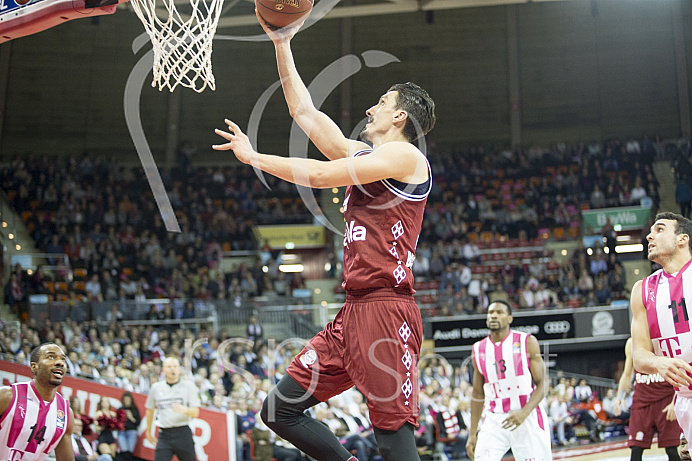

{"left": 129, "top": 0, "right": 224, "bottom": 92}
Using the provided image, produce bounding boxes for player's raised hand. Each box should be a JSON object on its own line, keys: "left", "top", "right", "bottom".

{"left": 655, "top": 357, "right": 692, "bottom": 389}
{"left": 255, "top": 9, "right": 306, "bottom": 42}
{"left": 213, "top": 120, "right": 258, "bottom": 165}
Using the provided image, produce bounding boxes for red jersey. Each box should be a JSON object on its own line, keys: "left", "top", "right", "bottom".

{"left": 341, "top": 149, "right": 431, "bottom": 293}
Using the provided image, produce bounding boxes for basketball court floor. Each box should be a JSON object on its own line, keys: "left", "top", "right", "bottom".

{"left": 553, "top": 439, "right": 667, "bottom": 461}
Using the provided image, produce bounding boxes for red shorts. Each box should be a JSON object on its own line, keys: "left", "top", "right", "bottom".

{"left": 628, "top": 394, "right": 681, "bottom": 448}
{"left": 286, "top": 289, "right": 423, "bottom": 431}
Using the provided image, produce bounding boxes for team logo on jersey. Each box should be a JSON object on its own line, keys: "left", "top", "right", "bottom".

{"left": 513, "top": 342, "right": 521, "bottom": 354}
{"left": 393, "top": 265, "right": 406, "bottom": 284}
{"left": 299, "top": 349, "right": 318, "bottom": 368}
{"left": 391, "top": 220, "right": 404, "bottom": 240}
{"left": 18, "top": 405, "right": 25, "bottom": 418}
{"left": 56, "top": 409, "right": 66, "bottom": 429}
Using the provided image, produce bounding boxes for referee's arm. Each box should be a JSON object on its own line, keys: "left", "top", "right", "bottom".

{"left": 172, "top": 403, "right": 200, "bottom": 418}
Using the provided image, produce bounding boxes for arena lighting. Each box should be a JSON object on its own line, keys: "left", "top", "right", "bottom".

{"left": 615, "top": 243, "right": 644, "bottom": 254}
{"left": 281, "top": 254, "right": 299, "bottom": 262}
{"left": 616, "top": 235, "right": 633, "bottom": 242}
{"left": 8, "top": 233, "right": 14, "bottom": 239}
{"left": 15, "top": 244, "right": 20, "bottom": 250}
{"left": 333, "top": 197, "right": 340, "bottom": 204}
{"left": 279, "top": 264, "right": 304, "bottom": 273}
{"left": 586, "top": 248, "right": 594, "bottom": 256}
{"left": 332, "top": 187, "right": 339, "bottom": 194}
{"left": 285, "top": 242, "right": 295, "bottom": 249}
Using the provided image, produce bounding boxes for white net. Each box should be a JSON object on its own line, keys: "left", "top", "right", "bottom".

{"left": 130, "top": 0, "right": 224, "bottom": 92}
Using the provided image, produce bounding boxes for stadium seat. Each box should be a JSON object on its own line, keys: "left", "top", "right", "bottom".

{"left": 73, "top": 268, "right": 87, "bottom": 280}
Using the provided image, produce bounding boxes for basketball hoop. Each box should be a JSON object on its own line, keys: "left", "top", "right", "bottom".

{"left": 129, "top": 0, "right": 224, "bottom": 92}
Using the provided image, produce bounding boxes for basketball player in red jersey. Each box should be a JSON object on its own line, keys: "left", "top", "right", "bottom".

{"left": 631, "top": 212, "right": 692, "bottom": 442}
{"left": 617, "top": 337, "right": 680, "bottom": 461}
{"left": 0, "top": 342, "right": 76, "bottom": 461}
{"left": 466, "top": 300, "right": 551, "bottom": 461}
{"left": 213, "top": 13, "right": 435, "bottom": 461}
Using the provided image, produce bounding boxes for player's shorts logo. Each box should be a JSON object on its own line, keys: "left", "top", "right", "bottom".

{"left": 299, "top": 349, "right": 317, "bottom": 368}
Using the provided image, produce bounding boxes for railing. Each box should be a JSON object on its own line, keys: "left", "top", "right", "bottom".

{"left": 27, "top": 296, "right": 331, "bottom": 341}
{"left": 548, "top": 370, "right": 617, "bottom": 400}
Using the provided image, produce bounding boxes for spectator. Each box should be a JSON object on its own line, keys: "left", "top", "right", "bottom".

{"left": 247, "top": 315, "right": 263, "bottom": 343}
{"left": 94, "top": 396, "right": 125, "bottom": 457}
{"left": 118, "top": 391, "right": 141, "bottom": 461}
{"left": 676, "top": 175, "right": 692, "bottom": 218}
{"left": 72, "top": 418, "right": 113, "bottom": 461}
{"left": 85, "top": 274, "right": 102, "bottom": 301}
{"left": 574, "top": 379, "right": 593, "bottom": 402}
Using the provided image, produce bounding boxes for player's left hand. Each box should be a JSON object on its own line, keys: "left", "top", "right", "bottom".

{"left": 663, "top": 401, "right": 677, "bottom": 421}
{"left": 501, "top": 410, "right": 528, "bottom": 431}
{"left": 213, "top": 120, "right": 258, "bottom": 165}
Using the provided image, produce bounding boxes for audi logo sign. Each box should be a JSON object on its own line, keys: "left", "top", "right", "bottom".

{"left": 543, "top": 321, "right": 572, "bottom": 334}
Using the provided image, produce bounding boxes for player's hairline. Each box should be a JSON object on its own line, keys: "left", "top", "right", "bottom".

{"left": 488, "top": 299, "right": 512, "bottom": 315}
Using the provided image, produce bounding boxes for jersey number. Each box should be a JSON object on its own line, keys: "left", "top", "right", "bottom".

{"left": 27, "top": 424, "right": 46, "bottom": 445}
{"left": 494, "top": 359, "right": 507, "bottom": 375}
{"left": 668, "top": 299, "right": 689, "bottom": 324}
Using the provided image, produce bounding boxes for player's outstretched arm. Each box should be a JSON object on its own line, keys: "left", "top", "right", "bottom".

{"left": 214, "top": 120, "right": 425, "bottom": 187}
{"left": 54, "top": 414, "right": 76, "bottom": 461}
{"left": 630, "top": 280, "right": 692, "bottom": 388}
{"left": 466, "top": 351, "right": 485, "bottom": 461}
{"left": 256, "top": 11, "right": 368, "bottom": 161}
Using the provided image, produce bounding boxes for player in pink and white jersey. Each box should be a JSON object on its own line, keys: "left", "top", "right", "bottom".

{"left": 466, "top": 300, "right": 551, "bottom": 461}
{"left": 632, "top": 212, "right": 692, "bottom": 442}
{"left": 0, "top": 342, "right": 75, "bottom": 461}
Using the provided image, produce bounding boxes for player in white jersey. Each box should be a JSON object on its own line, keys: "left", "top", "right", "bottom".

{"left": 631, "top": 212, "right": 692, "bottom": 442}
{"left": 0, "top": 342, "right": 75, "bottom": 461}
{"left": 466, "top": 300, "right": 551, "bottom": 461}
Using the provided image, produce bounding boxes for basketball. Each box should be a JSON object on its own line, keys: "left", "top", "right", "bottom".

{"left": 255, "top": 0, "right": 313, "bottom": 29}
{"left": 15, "top": 0, "right": 31, "bottom": 5}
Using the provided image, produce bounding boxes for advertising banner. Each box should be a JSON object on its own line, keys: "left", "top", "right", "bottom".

{"left": 253, "top": 224, "right": 326, "bottom": 249}
{"left": 428, "top": 304, "right": 631, "bottom": 353}
{"left": 430, "top": 312, "right": 575, "bottom": 349}
{"left": 581, "top": 205, "right": 651, "bottom": 233}
{"left": 0, "top": 360, "right": 236, "bottom": 461}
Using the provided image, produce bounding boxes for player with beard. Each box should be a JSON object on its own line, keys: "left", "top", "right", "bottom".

{"left": 0, "top": 342, "right": 75, "bottom": 461}
{"left": 466, "top": 300, "right": 552, "bottom": 461}
{"left": 631, "top": 212, "right": 692, "bottom": 441}
{"left": 213, "top": 11, "right": 436, "bottom": 461}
